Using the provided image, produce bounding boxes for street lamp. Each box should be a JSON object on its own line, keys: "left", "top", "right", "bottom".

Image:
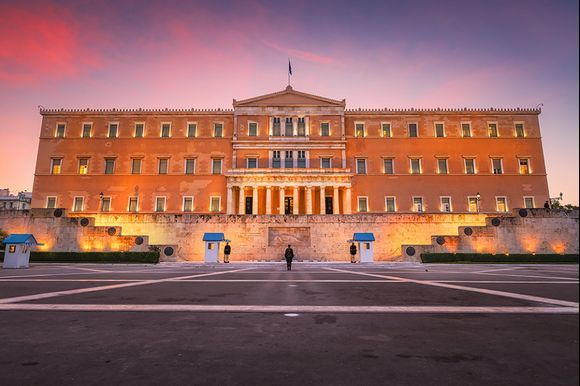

{"left": 476, "top": 192, "right": 481, "bottom": 213}
{"left": 549, "top": 192, "right": 563, "bottom": 206}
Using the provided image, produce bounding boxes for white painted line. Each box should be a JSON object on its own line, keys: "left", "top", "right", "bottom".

{"left": 0, "top": 304, "right": 576, "bottom": 314}
{"left": 474, "top": 271, "right": 578, "bottom": 281}
{"left": 0, "top": 279, "right": 144, "bottom": 282}
{"left": 472, "top": 267, "right": 523, "bottom": 274}
{"left": 59, "top": 266, "right": 111, "bottom": 273}
{"left": 0, "top": 268, "right": 254, "bottom": 304}
{"left": 325, "top": 267, "right": 580, "bottom": 308}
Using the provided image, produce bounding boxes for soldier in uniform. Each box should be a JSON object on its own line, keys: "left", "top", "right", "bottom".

{"left": 350, "top": 242, "right": 357, "bottom": 263}
{"left": 224, "top": 242, "right": 231, "bottom": 263}
{"left": 284, "top": 244, "right": 294, "bottom": 271}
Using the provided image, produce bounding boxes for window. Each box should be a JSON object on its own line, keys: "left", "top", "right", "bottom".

{"left": 285, "top": 118, "right": 293, "bottom": 136}
{"left": 382, "top": 123, "right": 392, "bottom": 138}
{"left": 435, "top": 123, "right": 445, "bottom": 137}
{"left": 321, "top": 122, "right": 330, "bottom": 136}
{"left": 492, "top": 158, "right": 503, "bottom": 174}
{"left": 155, "top": 197, "right": 166, "bottom": 212}
{"left": 82, "top": 123, "right": 92, "bottom": 138}
{"left": 519, "top": 158, "right": 530, "bottom": 174}
{"left": 468, "top": 197, "right": 478, "bottom": 212}
{"left": 73, "top": 197, "right": 84, "bottom": 212}
{"left": 128, "top": 197, "right": 138, "bottom": 212}
{"left": 161, "top": 123, "right": 171, "bottom": 138}
{"left": 384, "top": 159, "right": 394, "bottom": 174}
{"left": 185, "top": 159, "right": 195, "bottom": 174}
{"left": 408, "top": 123, "right": 418, "bottom": 137}
{"left": 461, "top": 123, "right": 471, "bottom": 138}
{"left": 440, "top": 197, "right": 452, "bottom": 212}
{"left": 410, "top": 159, "right": 421, "bottom": 174}
{"left": 134, "top": 123, "right": 144, "bottom": 138}
{"left": 214, "top": 123, "right": 223, "bottom": 138}
{"left": 247, "top": 158, "right": 258, "bottom": 168}
{"left": 297, "top": 117, "right": 306, "bottom": 136}
{"left": 355, "top": 123, "right": 365, "bottom": 138}
{"left": 210, "top": 196, "right": 221, "bottom": 212}
{"left": 108, "top": 123, "right": 118, "bottom": 138}
{"left": 515, "top": 123, "right": 525, "bottom": 138}
{"left": 321, "top": 157, "right": 331, "bottom": 168}
{"left": 413, "top": 197, "right": 423, "bottom": 212}
{"left": 131, "top": 158, "right": 142, "bottom": 174}
{"left": 465, "top": 159, "right": 476, "bottom": 175}
{"left": 55, "top": 123, "right": 66, "bottom": 138}
{"left": 248, "top": 122, "right": 258, "bottom": 136}
{"left": 78, "top": 158, "right": 89, "bottom": 174}
{"left": 46, "top": 197, "right": 57, "bottom": 209}
{"left": 385, "top": 197, "right": 396, "bottom": 212}
{"left": 284, "top": 151, "right": 293, "bottom": 168}
{"left": 212, "top": 159, "right": 222, "bottom": 174}
{"left": 496, "top": 197, "right": 508, "bottom": 212}
{"left": 104, "top": 158, "right": 115, "bottom": 174}
{"left": 524, "top": 197, "right": 535, "bottom": 208}
{"left": 356, "top": 158, "right": 367, "bottom": 174}
{"left": 437, "top": 158, "right": 448, "bottom": 174}
{"left": 272, "top": 151, "right": 281, "bottom": 168}
{"left": 51, "top": 158, "right": 62, "bottom": 174}
{"left": 187, "top": 123, "right": 197, "bottom": 138}
{"left": 273, "top": 117, "right": 281, "bottom": 136}
{"left": 158, "top": 159, "right": 168, "bottom": 174}
{"left": 488, "top": 123, "right": 498, "bottom": 137}
{"left": 297, "top": 150, "right": 306, "bottom": 168}
{"left": 183, "top": 196, "right": 194, "bottom": 212}
{"left": 357, "top": 197, "right": 368, "bottom": 213}
{"left": 101, "top": 197, "right": 111, "bottom": 212}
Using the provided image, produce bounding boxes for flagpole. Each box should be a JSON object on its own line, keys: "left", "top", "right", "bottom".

{"left": 288, "top": 58, "right": 290, "bottom": 86}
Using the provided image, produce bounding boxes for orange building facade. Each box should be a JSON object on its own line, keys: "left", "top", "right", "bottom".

{"left": 32, "top": 86, "right": 550, "bottom": 216}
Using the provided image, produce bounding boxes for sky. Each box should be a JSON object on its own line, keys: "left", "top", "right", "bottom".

{"left": 0, "top": 0, "right": 578, "bottom": 204}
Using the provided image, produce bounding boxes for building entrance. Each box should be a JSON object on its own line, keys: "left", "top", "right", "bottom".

{"left": 325, "top": 197, "right": 333, "bottom": 214}
{"left": 284, "top": 197, "right": 293, "bottom": 214}
{"left": 245, "top": 197, "right": 253, "bottom": 214}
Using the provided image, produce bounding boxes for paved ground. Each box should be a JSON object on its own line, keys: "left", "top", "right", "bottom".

{"left": 0, "top": 262, "right": 578, "bottom": 385}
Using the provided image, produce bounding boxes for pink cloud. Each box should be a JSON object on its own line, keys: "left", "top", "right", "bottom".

{"left": 263, "top": 41, "right": 334, "bottom": 65}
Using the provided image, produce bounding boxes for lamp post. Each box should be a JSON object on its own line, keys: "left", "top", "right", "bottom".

{"left": 476, "top": 192, "right": 481, "bottom": 213}
{"left": 549, "top": 192, "right": 563, "bottom": 207}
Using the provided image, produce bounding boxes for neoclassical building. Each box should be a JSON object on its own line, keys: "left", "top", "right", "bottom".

{"left": 32, "top": 86, "right": 549, "bottom": 215}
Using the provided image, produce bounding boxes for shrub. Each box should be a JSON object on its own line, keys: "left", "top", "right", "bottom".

{"left": 19, "top": 251, "right": 160, "bottom": 264}
{"left": 421, "top": 253, "right": 579, "bottom": 264}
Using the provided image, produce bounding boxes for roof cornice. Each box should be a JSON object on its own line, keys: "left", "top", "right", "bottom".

{"left": 345, "top": 107, "right": 541, "bottom": 115}
{"left": 40, "top": 108, "right": 233, "bottom": 116}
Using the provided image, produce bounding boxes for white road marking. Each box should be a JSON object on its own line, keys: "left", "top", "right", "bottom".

{"left": 0, "top": 268, "right": 254, "bottom": 304}
{"left": 472, "top": 267, "right": 523, "bottom": 274}
{"left": 0, "top": 304, "right": 576, "bottom": 314}
{"left": 59, "top": 266, "right": 111, "bottom": 273}
{"left": 474, "top": 271, "right": 578, "bottom": 281}
{"left": 325, "top": 267, "right": 580, "bottom": 308}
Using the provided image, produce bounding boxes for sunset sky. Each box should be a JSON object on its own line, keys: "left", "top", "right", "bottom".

{"left": 0, "top": 0, "right": 578, "bottom": 204}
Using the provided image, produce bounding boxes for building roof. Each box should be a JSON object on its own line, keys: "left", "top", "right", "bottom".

{"left": 352, "top": 233, "right": 375, "bottom": 242}
{"left": 3, "top": 234, "right": 41, "bottom": 245}
{"left": 202, "top": 232, "right": 227, "bottom": 242}
{"left": 233, "top": 86, "right": 346, "bottom": 107}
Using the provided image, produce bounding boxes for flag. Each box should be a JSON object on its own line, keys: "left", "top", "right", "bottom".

{"left": 288, "top": 59, "right": 292, "bottom": 75}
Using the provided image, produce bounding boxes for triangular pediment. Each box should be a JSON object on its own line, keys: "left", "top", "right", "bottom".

{"left": 233, "top": 86, "right": 345, "bottom": 108}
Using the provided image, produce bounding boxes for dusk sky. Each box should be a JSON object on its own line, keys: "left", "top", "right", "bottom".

{"left": 0, "top": 0, "right": 578, "bottom": 204}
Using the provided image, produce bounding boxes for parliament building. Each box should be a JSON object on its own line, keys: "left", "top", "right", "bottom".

{"left": 32, "top": 86, "right": 549, "bottom": 217}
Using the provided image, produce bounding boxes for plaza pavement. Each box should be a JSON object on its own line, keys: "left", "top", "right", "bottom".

{"left": 0, "top": 262, "right": 578, "bottom": 385}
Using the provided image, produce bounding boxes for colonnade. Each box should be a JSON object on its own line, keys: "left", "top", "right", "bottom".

{"left": 226, "top": 185, "right": 352, "bottom": 215}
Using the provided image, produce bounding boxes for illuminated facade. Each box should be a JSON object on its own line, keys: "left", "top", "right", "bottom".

{"left": 32, "top": 86, "right": 549, "bottom": 215}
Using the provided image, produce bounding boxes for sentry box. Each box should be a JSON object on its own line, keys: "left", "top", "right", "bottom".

{"left": 2, "top": 234, "right": 43, "bottom": 269}
{"left": 202, "top": 232, "right": 230, "bottom": 263}
{"left": 348, "top": 233, "right": 375, "bottom": 263}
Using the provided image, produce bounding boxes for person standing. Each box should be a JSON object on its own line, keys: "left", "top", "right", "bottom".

{"left": 350, "top": 242, "right": 357, "bottom": 263}
{"left": 284, "top": 244, "right": 294, "bottom": 271}
{"left": 223, "top": 242, "right": 231, "bottom": 263}
{"left": 544, "top": 200, "right": 551, "bottom": 209}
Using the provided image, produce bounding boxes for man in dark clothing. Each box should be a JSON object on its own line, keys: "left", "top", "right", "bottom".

{"left": 350, "top": 242, "right": 357, "bottom": 263}
{"left": 284, "top": 244, "right": 294, "bottom": 271}
{"left": 223, "top": 242, "right": 231, "bottom": 263}
{"left": 544, "top": 200, "right": 551, "bottom": 209}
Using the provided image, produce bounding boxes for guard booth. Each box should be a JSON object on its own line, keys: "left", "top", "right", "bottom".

{"left": 2, "top": 234, "right": 43, "bottom": 269}
{"left": 349, "top": 233, "right": 375, "bottom": 263}
{"left": 202, "top": 233, "right": 230, "bottom": 263}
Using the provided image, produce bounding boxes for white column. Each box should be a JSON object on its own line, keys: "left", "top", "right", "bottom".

{"left": 266, "top": 186, "right": 272, "bottom": 214}
{"left": 226, "top": 186, "right": 234, "bottom": 215}
{"left": 333, "top": 186, "right": 340, "bottom": 214}
{"left": 252, "top": 186, "right": 259, "bottom": 215}
{"left": 305, "top": 186, "right": 313, "bottom": 215}
{"left": 319, "top": 186, "right": 326, "bottom": 214}
{"left": 238, "top": 186, "right": 245, "bottom": 215}
{"left": 344, "top": 187, "right": 352, "bottom": 214}
{"left": 279, "top": 187, "right": 285, "bottom": 214}
{"left": 293, "top": 186, "right": 300, "bottom": 215}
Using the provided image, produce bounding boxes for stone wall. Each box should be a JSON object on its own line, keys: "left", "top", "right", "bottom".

{"left": 0, "top": 209, "right": 577, "bottom": 262}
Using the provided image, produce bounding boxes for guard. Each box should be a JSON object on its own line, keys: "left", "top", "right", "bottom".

{"left": 350, "top": 242, "right": 357, "bottom": 263}
{"left": 224, "top": 242, "right": 231, "bottom": 263}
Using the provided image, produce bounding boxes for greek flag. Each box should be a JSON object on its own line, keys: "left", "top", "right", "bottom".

{"left": 289, "top": 59, "right": 292, "bottom": 75}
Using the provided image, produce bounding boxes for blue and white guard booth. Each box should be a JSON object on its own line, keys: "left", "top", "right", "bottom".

{"left": 202, "top": 233, "right": 230, "bottom": 263}
{"left": 348, "top": 233, "right": 375, "bottom": 263}
{"left": 2, "top": 234, "right": 43, "bottom": 269}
